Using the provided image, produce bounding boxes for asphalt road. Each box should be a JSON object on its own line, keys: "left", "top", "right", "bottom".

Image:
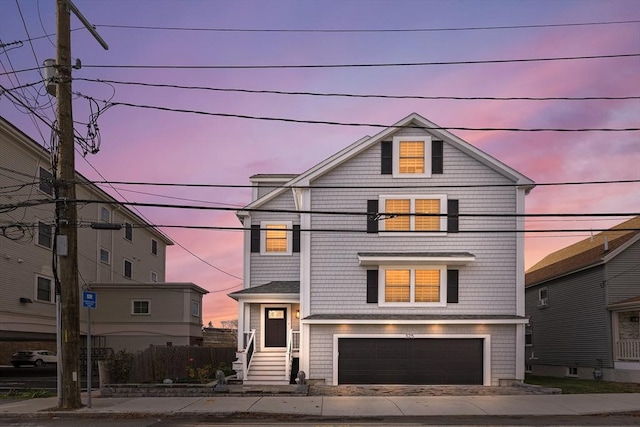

{"left": 0, "top": 365, "right": 98, "bottom": 391}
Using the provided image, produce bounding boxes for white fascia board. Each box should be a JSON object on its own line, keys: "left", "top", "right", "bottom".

{"left": 358, "top": 254, "right": 475, "bottom": 266}
{"left": 303, "top": 318, "right": 528, "bottom": 325}
{"left": 231, "top": 294, "right": 300, "bottom": 303}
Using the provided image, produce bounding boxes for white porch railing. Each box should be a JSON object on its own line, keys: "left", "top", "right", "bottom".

{"left": 616, "top": 340, "right": 640, "bottom": 361}
{"left": 284, "top": 330, "right": 301, "bottom": 381}
{"left": 241, "top": 329, "right": 256, "bottom": 378}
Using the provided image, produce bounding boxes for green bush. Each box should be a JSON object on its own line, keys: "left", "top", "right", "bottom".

{"left": 105, "top": 349, "right": 135, "bottom": 384}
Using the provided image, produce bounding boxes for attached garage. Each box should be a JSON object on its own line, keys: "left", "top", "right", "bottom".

{"left": 338, "top": 337, "right": 484, "bottom": 385}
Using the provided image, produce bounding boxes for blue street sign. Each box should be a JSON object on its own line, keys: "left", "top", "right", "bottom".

{"left": 82, "top": 291, "right": 97, "bottom": 309}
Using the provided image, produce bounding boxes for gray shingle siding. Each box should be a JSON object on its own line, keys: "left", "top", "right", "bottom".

{"left": 308, "top": 136, "right": 518, "bottom": 315}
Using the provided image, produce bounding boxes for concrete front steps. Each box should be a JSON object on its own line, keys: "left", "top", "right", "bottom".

{"left": 243, "top": 351, "right": 290, "bottom": 385}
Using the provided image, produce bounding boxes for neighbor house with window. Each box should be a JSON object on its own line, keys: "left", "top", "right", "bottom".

{"left": 0, "top": 118, "right": 205, "bottom": 362}
{"left": 229, "top": 113, "right": 535, "bottom": 385}
{"left": 525, "top": 216, "right": 640, "bottom": 383}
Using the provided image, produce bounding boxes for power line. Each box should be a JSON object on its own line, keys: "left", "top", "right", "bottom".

{"left": 82, "top": 53, "right": 640, "bottom": 70}
{"left": 5, "top": 197, "right": 638, "bottom": 219}
{"left": 75, "top": 78, "right": 640, "bottom": 101}
{"left": 93, "top": 19, "right": 640, "bottom": 33}
{"left": 74, "top": 96, "right": 640, "bottom": 132}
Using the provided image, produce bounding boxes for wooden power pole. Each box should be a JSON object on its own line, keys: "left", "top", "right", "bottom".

{"left": 54, "top": 0, "right": 107, "bottom": 409}
{"left": 56, "top": 0, "right": 81, "bottom": 409}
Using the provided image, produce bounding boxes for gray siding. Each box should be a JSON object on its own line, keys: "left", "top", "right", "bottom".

{"left": 249, "top": 190, "right": 300, "bottom": 286}
{"left": 606, "top": 239, "right": 640, "bottom": 305}
{"left": 525, "top": 267, "right": 612, "bottom": 368}
{"left": 309, "top": 131, "right": 518, "bottom": 316}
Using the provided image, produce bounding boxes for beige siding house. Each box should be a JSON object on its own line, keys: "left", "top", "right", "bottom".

{"left": 0, "top": 118, "right": 205, "bottom": 361}
{"left": 230, "top": 113, "right": 535, "bottom": 386}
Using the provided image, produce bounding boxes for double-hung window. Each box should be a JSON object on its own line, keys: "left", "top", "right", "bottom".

{"left": 380, "top": 195, "right": 446, "bottom": 233}
{"left": 99, "top": 248, "right": 111, "bottom": 264}
{"left": 37, "top": 221, "right": 53, "bottom": 248}
{"left": 260, "top": 221, "right": 292, "bottom": 255}
{"left": 151, "top": 238, "right": 158, "bottom": 255}
{"left": 381, "top": 266, "right": 446, "bottom": 306}
{"left": 124, "top": 223, "right": 133, "bottom": 241}
{"left": 393, "top": 136, "right": 431, "bottom": 178}
{"left": 36, "top": 275, "right": 53, "bottom": 303}
{"left": 123, "top": 259, "right": 132, "bottom": 279}
{"left": 39, "top": 167, "right": 53, "bottom": 196}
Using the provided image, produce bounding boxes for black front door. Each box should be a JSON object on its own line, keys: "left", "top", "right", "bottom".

{"left": 264, "top": 307, "right": 287, "bottom": 347}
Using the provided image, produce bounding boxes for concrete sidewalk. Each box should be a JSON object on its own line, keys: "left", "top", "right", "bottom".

{"left": 0, "top": 393, "right": 638, "bottom": 418}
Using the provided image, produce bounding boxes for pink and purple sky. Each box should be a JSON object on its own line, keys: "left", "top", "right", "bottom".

{"left": 1, "top": 0, "right": 639, "bottom": 327}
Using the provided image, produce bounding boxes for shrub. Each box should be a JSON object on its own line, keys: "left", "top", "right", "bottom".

{"left": 105, "top": 350, "right": 135, "bottom": 384}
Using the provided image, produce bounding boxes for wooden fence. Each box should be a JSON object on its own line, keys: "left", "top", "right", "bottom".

{"left": 130, "top": 345, "right": 236, "bottom": 383}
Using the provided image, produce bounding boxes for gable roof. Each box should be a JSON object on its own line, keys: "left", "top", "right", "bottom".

{"left": 525, "top": 216, "right": 640, "bottom": 286}
{"left": 239, "top": 112, "right": 535, "bottom": 213}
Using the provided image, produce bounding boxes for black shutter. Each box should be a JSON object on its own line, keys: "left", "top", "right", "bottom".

{"left": 432, "top": 140, "right": 443, "bottom": 174}
{"left": 367, "top": 199, "right": 379, "bottom": 233}
{"left": 293, "top": 225, "right": 300, "bottom": 253}
{"left": 447, "top": 199, "right": 459, "bottom": 233}
{"left": 381, "top": 141, "right": 392, "bottom": 174}
{"left": 367, "top": 270, "right": 379, "bottom": 303}
{"left": 447, "top": 269, "right": 459, "bottom": 303}
{"left": 250, "top": 224, "right": 260, "bottom": 253}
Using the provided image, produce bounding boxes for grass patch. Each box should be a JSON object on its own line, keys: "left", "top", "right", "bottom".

{"left": 0, "top": 389, "right": 55, "bottom": 399}
{"left": 525, "top": 375, "right": 640, "bottom": 394}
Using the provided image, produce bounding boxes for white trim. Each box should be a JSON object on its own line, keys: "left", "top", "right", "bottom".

{"left": 378, "top": 194, "right": 447, "bottom": 235}
{"left": 516, "top": 186, "right": 526, "bottom": 316}
{"left": 243, "top": 216, "right": 251, "bottom": 288}
{"left": 516, "top": 323, "right": 525, "bottom": 380}
{"left": 260, "top": 303, "right": 291, "bottom": 351}
{"left": 123, "top": 258, "right": 133, "bottom": 279}
{"left": 358, "top": 253, "right": 475, "bottom": 266}
{"left": 233, "top": 294, "right": 299, "bottom": 303}
{"left": 99, "top": 247, "right": 111, "bottom": 265}
{"left": 131, "top": 299, "right": 151, "bottom": 315}
{"left": 331, "top": 333, "right": 492, "bottom": 386}
{"left": 299, "top": 188, "right": 312, "bottom": 376}
{"left": 304, "top": 317, "right": 528, "bottom": 325}
{"left": 379, "top": 265, "right": 447, "bottom": 307}
{"left": 34, "top": 274, "right": 54, "bottom": 303}
{"left": 240, "top": 113, "right": 535, "bottom": 212}
{"left": 100, "top": 205, "right": 111, "bottom": 222}
{"left": 392, "top": 135, "right": 432, "bottom": 178}
{"left": 260, "top": 221, "right": 293, "bottom": 255}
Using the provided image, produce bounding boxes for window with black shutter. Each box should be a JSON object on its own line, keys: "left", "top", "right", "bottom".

{"left": 367, "top": 200, "right": 379, "bottom": 233}
{"left": 250, "top": 224, "right": 260, "bottom": 253}
{"left": 381, "top": 141, "right": 392, "bottom": 174}
{"left": 447, "top": 270, "right": 459, "bottom": 303}
{"left": 367, "top": 270, "right": 378, "bottom": 303}
{"left": 447, "top": 199, "right": 459, "bottom": 233}
{"left": 293, "top": 225, "right": 300, "bottom": 253}
{"left": 432, "top": 140, "right": 443, "bottom": 174}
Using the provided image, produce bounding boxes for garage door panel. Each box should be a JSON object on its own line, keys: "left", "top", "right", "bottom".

{"left": 338, "top": 338, "right": 483, "bottom": 385}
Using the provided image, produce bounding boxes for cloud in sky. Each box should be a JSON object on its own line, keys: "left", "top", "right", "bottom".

{"left": 1, "top": 0, "right": 638, "bottom": 327}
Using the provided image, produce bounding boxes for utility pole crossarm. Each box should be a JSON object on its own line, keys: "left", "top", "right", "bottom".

{"left": 63, "top": 0, "right": 109, "bottom": 50}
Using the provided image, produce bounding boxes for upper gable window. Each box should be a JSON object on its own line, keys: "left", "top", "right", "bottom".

{"left": 39, "top": 167, "right": 53, "bottom": 196}
{"left": 393, "top": 136, "right": 431, "bottom": 178}
{"left": 100, "top": 206, "right": 111, "bottom": 222}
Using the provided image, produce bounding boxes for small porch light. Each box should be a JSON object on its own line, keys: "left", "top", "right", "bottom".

{"left": 295, "top": 310, "right": 300, "bottom": 319}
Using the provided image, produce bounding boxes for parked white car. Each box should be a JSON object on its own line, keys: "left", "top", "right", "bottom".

{"left": 11, "top": 350, "right": 57, "bottom": 367}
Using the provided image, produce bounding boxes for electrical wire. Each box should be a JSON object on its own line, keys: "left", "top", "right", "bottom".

{"left": 74, "top": 78, "right": 640, "bottom": 101}
{"left": 93, "top": 19, "right": 640, "bottom": 33}
{"left": 82, "top": 53, "right": 640, "bottom": 70}
{"left": 74, "top": 96, "right": 640, "bottom": 132}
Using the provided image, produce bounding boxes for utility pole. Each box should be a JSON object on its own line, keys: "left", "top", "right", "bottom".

{"left": 55, "top": 0, "right": 81, "bottom": 409}
{"left": 54, "top": 0, "right": 107, "bottom": 409}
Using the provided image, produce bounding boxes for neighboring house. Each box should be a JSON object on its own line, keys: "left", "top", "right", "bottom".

{"left": 525, "top": 216, "right": 640, "bottom": 383}
{"left": 90, "top": 283, "right": 208, "bottom": 351}
{"left": 0, "top": 117, "right": 202, "bottom": 362}
{"left": 230, "top": 112, "right": 535, "bottom": 386}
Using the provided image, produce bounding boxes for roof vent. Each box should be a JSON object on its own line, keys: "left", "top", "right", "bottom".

{"left": 604, "top": 236, "right": 609, "bottom": 252}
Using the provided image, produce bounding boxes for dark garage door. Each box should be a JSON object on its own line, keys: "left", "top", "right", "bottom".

{"left": 338, "top": 338, "right": 483, "bottom": 385}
